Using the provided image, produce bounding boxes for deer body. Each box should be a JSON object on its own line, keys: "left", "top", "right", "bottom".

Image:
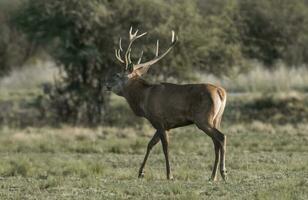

{"left": 122, "top": 78, "right": 226, "bottom": 130}
{"left": 107, "top": 28, "right": 228, "bottom": 181}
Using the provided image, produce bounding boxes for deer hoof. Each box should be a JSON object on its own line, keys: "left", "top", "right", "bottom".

{"left": 221, "top": 170, "right": 228, "bottom": 182}
{"left": 138, "top": 172, "right": 145, "bottom": 178}
{"left": 168, "top": 175, "right": 174, "bottom": 181}
{"left": 209, "top": 176, "right": 217, "bottom": 182}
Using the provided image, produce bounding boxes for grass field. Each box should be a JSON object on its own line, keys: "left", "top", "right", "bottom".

{"left": 0, "top": 122, "right": 307, "bottom": 199}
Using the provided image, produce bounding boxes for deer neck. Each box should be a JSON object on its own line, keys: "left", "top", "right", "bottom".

{"left": 122, "top": 77, "right": 151, "bottom": 117}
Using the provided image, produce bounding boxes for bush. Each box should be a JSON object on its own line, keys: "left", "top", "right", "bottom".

{"left": 0, "top": 0, "right": 32, "bottom": 77}
{"left": 238, "top": 0, "right": 308, "bottom": 66}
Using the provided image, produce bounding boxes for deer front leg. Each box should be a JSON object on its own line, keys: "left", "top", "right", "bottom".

{"left": 138, "top": 131, "right": 160, "bottom": 178}
{"left": 160, "top": 130, "right": 173, "bottom": 180}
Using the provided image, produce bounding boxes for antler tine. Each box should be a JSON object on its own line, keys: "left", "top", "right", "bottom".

{"left": 119, "top": 38, "right": 123, "bottom": 51}
{"left": 130, "top": 26, "right": 146, "bottom": 40}
{"left": 114, "top": 37, "right": 125, "bottom": 63}
{"left": 115, "top": 49, "right": 125, "bottom": 64}
{"left": 137, "top": 51, "right": 143, "bottom": 64}
{"left": 128, "top": 27, "right": 147, "bottom": 42}
{"left": 129, "top": 26, "right": 132, "bottom": 37}
{"left": 128, "top": 50, "right": 132, "bottom": 64}
{"left": 124, "top": 48, "right": 129, "bottom": 69}
{"left": 129, "top": 26, "right": 135, "bottom": 40}
{"left": 134, "top": 32, "right": 147, "bottom": 40}
{"left": 116, "top": 49, "right": 125, "bottom": 63}
{"left": 133, "top": 30, "right": 178, "bottom": 70}
{"left": 124, "top": 27, "right": 147, "bottom": 68}
{"left": 155, "top": 40, "right": 159, "bottom": 56}
{"left": 115, "top": 28, "right": 176, "bottom": 72}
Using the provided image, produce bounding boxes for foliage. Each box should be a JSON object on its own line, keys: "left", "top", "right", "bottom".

{"left": 196, "top": 0, "right": 247, "bottom": 76}
{"left": 14, "top": 0, "right": 118, "bottom": 124}
{"left": 0, "top": 0, "right": 31, "bottom": 77}
{"left": 8, "top": 0, "right": 308, "bottom": 76}
{"left": 8, "top": 0, "right": 308, "bottom": 124}
{"left": 12, "top": 0, "right": 246, "bottom": 123}
{"left": 238, "top": 0, "right": 308, "bottom": 66}
{"left": 11, "top": 0, "right": 217, "bottom": 123}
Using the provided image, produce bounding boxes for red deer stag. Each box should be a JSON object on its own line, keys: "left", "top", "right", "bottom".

{"left": 106, "top": 27, "right": 227, "bottom": 181}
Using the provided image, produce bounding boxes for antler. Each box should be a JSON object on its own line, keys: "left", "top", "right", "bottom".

{"left": 115, "top": 38, "right": 124, "bottom": 63}
{"left": 114, "top": 27, "right": 147, "bottom": 70}
{"left": 115, "top": 28, "right": 178, "bottom": 75}
{"left": 133, "top": 30, "right": 178, "bottom": 70}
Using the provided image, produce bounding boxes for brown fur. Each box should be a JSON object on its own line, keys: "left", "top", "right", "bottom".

{"left": 112, "top": 28, "right": 227, "bottom": 181}
{"left": 121, "top": 77, "right": 228, "bottom": 181}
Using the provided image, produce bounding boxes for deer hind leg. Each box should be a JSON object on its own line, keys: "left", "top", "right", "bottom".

{"left": 210, "top": 127, "right": 227, "bottom": 182}
{"left": 138, "top": 131, "right": 160, "bottom": 178}
{"left": 210, "top": 138, "right": 220, "bottom": 181}
{"left": 159, "top": 130, "right": 173, "bottom": 180}
{"left": 196, "top": 119, "right": 227, "bottom": 181}
{"left": 209, "top": 103, "right": 225, "bottom": 181}
{"left": 219, "top": 131, "right": 227, "bottom": 181}
{"left": 211, "top": 92, "right": 227, "bottom": 181}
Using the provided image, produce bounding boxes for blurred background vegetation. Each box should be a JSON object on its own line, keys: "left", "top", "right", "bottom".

{"left": 1, "top": 0, "right": 308, "bottom": 126}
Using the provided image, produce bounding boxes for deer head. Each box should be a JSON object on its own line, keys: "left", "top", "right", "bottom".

{"left": 106, "top": 27, "right": 177, "bottom": 95}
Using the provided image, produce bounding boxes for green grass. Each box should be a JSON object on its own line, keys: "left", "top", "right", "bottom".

{"left": 0, "top": 123, "right": 307, "bottom": 199}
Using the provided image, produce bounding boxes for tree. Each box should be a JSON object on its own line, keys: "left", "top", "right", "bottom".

{"left": 14, "top": 0, "right": 250, "bottom": 124}
{"left": 15, "top": 0, "right": 118, "bottom": 124}
{"left": 14, "top": 0, "right": 217, "bottom": 124}
{"left": 196, "top": 0, "right": 246, "bottom": 76}
{"left": 238, "top": 0, "right": 308, "bottom": 66}
{"left": 0, "top": 0, "right": 32, "bottom": 77}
